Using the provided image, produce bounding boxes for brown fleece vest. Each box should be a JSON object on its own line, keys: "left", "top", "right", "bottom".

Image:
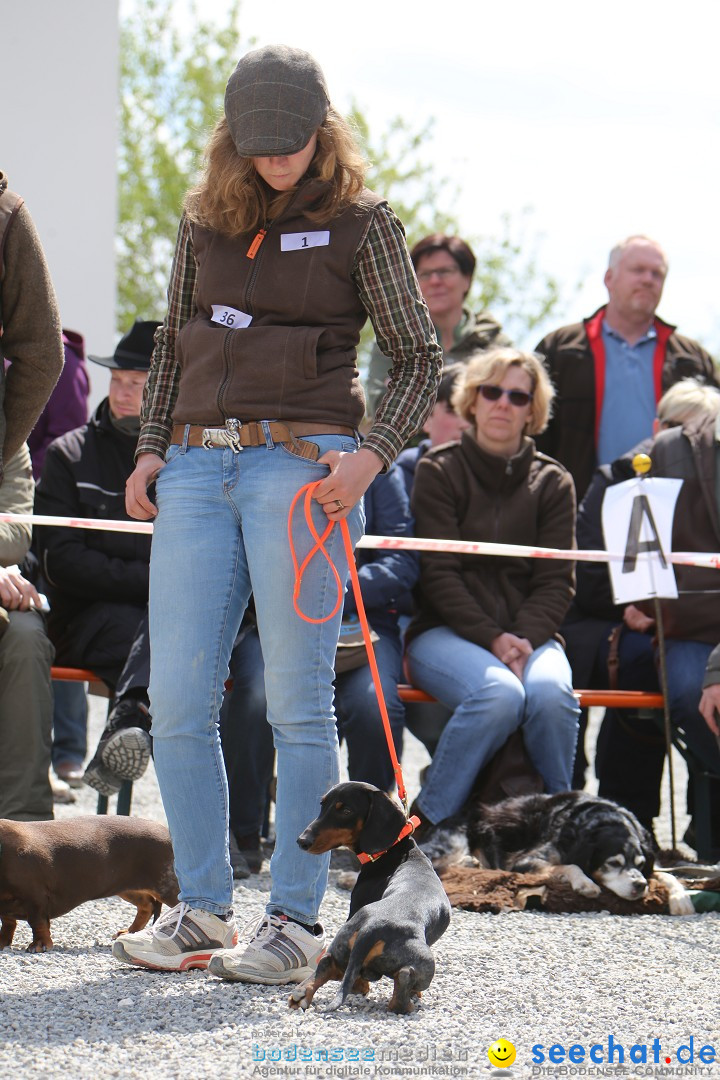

{"left": 172, "top": 182, "right": 384, "bottom": 428}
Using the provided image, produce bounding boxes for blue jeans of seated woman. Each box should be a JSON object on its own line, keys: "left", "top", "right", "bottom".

{"left": 149, "top": 434, "right": 363, "bottom": 924}
{"left": 406, "top": 629, "right": 579, "bottom": 823}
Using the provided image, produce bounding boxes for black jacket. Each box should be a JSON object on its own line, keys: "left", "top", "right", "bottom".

{"left": 35, "top": 399, "right": 151, "bottom": 641}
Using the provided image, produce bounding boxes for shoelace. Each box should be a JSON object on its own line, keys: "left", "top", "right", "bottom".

{"left": 243, "top": 912, "right": 284, "bottom": 941}
{"left": 154, "top": 901, "right": 192, "bottom": 939}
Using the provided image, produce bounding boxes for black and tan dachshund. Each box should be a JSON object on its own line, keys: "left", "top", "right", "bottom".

{"left": 289, "top": 781, "right": 451, "bottom": 1014}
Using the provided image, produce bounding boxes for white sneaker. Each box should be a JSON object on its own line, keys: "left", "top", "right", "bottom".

{"left": 113, "top": 902, "right": 238, "bottom": 971}
{"left": 208, "top": 913, "right": 325, "bottom": 985}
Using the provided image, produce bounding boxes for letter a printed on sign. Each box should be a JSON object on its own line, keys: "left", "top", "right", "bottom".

{"left": 601, "top": 477, "right": 682, "bottom": 604}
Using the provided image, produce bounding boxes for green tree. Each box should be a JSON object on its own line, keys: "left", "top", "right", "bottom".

{"left": 467, "top": 208, "right": 565, "bottom": 347}
{"left": 117, "top": 0, "right": 243, "bottom": 329}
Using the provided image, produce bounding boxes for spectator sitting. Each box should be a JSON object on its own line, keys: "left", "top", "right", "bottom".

{"left": 365, "top": 234, "right": 510, "bottom": 419}
{"left": 219, "top": 463, "right": 419, "bottom": 876}
{"left": 405, "top": 348, "right": 580, "bottom": 831}
{"left": 634, "top": 394, "right": 720, "bottom": 856}
{"left": 28, "top": 328, "right": 91, "bottom": 789}
{"left": 0, "top": 444, "right": 55, "bottom": 820}
{"left": 563, "top": 378, "right": 720, "bottom": 837}
{"left": 535, "top": 234, "right": 718, "bottom": 503}
{"left": 34, "top": 320, "right": 159, "bottom": 795}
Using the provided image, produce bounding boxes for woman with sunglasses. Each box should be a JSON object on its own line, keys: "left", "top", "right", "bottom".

{"left": 405, "top": 348, "right": 580, "bottom": 829}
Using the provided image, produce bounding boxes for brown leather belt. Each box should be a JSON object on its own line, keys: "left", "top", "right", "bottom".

{"left": 170, "top": 420, "right": 355, "bottom": 459}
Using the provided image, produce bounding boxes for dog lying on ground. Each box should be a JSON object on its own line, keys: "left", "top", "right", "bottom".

{"left": 467, "top": 791, "right": 655, "bottom": 900}
{"left": 0, "top": 816, "right": 178, "bottom": 951}
{"left": 289, "top": 782, "right": 451, "bottom": 1015}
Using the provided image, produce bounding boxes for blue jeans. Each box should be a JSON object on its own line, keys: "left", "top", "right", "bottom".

{"left": 149, "top": 433, "right": 363, "bottom": 923}
{"left": 51, "top": 679, "right": 88, "bottom": 767}
{"left": 663, "top": 639, "right": 720, "bottom": 771}
{"left": 406, "top": 629, "right": 579, "bottom": 823}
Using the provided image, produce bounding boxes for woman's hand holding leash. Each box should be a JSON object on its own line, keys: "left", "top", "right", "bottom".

{"left": 314, "top": 446, "right": 382, "bottom": 519}
{"left": 126, "top": 453, "right": 165, "bottom": 520}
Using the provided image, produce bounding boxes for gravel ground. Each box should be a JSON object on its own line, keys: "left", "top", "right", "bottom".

{"left": 2, "top": 699, "right": 718, "bottom": 1080}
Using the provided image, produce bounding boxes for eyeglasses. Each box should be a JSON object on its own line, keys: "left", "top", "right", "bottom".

{"left": 478, "top": 385, "right": 533, "bottom": 407}
{"left": 417, "top": 267, "right": 461, "bottom": 282}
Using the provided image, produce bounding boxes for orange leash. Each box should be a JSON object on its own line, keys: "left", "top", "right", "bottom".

{"left": 288, "top": 480, "right": 410, "bottom": 812}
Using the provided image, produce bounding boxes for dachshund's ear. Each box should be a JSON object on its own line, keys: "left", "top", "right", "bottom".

{"left": 356, "top": 789, "right": 407, "bottom": 854}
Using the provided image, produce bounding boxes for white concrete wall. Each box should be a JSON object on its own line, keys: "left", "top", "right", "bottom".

{"left": 4, "top": 1, "right": 119, "bottom": 412}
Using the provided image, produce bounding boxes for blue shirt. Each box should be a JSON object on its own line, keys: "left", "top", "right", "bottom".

{"left": 596, "top": 320, "right": 657, "bottom": 465}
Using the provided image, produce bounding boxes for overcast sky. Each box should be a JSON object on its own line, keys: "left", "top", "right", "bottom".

{"left": 124, "top": 0, "right": 720, "bottom": 351}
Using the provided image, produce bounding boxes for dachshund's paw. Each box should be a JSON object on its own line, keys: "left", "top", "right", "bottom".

{"left": 288, "top": 986, "right": 311, "bottom": 1010}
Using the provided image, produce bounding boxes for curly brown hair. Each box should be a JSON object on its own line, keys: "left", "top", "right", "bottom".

{"left": 185, "top": 108, "right": 368, "bottom": 237}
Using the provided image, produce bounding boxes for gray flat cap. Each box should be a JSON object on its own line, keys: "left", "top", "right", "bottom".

{"left": 225, "top": 45, "right": 330, "bottom": 157}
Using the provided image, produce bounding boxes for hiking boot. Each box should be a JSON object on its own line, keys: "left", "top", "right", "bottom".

{"left": 83, "top": 758, "right": 123, "bottom": 797}
{"left": 113, "top": 901, "right": 238, "bottom": 971}
{"left": 102, "top": 727, "right": 152, "bottom": 781}
{"left": 83, "top": 699, "right": 152, "bottom": 789}
{"left": 208, "top": 912, "right": 325, "bottom": 985}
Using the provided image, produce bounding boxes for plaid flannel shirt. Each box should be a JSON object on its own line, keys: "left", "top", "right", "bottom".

{"left": 137, "top": 200, "right": 441, "bottom": 470}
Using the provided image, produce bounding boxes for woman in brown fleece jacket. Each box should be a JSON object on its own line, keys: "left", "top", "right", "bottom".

{"left": 406, "top": 348, "right": 580, "bottom": 826}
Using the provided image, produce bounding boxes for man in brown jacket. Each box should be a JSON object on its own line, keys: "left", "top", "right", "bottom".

{"left": 0, "top": 172, "right": 64, "bottom": 483}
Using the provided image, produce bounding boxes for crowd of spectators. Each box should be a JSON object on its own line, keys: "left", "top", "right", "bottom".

{"left": 2, "top": 161, "right": 719, "bottom": 864}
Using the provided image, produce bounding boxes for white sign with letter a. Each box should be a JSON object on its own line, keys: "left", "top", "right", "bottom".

{"left": 601, "top": 477, "right": 683, "bottom": 604}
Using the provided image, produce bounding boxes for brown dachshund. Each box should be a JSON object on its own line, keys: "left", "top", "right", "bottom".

{"left": 290, "top": 782, "right": 451, "bottom": 1014}
{"left": 0, "top": 815, "right": 178, "bottom": 951}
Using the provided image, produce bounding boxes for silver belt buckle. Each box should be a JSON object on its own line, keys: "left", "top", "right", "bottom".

{"left": 202, "top": 418, "right": 243, "bottom": 452}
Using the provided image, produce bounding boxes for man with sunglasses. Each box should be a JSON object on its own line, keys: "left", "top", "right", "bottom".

{"left": 535, "top": 235, "right": 717, "bottom": 502}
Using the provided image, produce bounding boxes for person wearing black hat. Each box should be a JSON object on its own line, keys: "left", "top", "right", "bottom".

{"left": 34, "top": 321, "right": 160, "bottom": 794}
{"left": 115, "top": 45, "right": 440, "bottom": 982}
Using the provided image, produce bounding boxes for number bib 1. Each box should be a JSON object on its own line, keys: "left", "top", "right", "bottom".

{"left": 280, "top": 231, "right": 330, "bottom": 251}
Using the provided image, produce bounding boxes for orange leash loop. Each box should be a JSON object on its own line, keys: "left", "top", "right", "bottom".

{"left": 288, "top": 481, "right": 409, "bottom": 812}
{"left": 288, "top": 482, "right": 345, "bottom": 624}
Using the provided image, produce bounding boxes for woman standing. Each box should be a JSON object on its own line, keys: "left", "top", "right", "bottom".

{"left": 406, "top": 348, "right": 579, "bottom": 829}
{"left": 115, "top": 45, "right": 440, "bottom": 983}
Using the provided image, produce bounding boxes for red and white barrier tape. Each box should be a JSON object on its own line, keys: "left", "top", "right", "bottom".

{"left": 0, "top": 513, "right": 154, "bottom": 535}
{"left": 4, "top": 513, "right": 719, "bottom": 570}
{"left": 358, "top": 535, "right": 720, "bottom": 570}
